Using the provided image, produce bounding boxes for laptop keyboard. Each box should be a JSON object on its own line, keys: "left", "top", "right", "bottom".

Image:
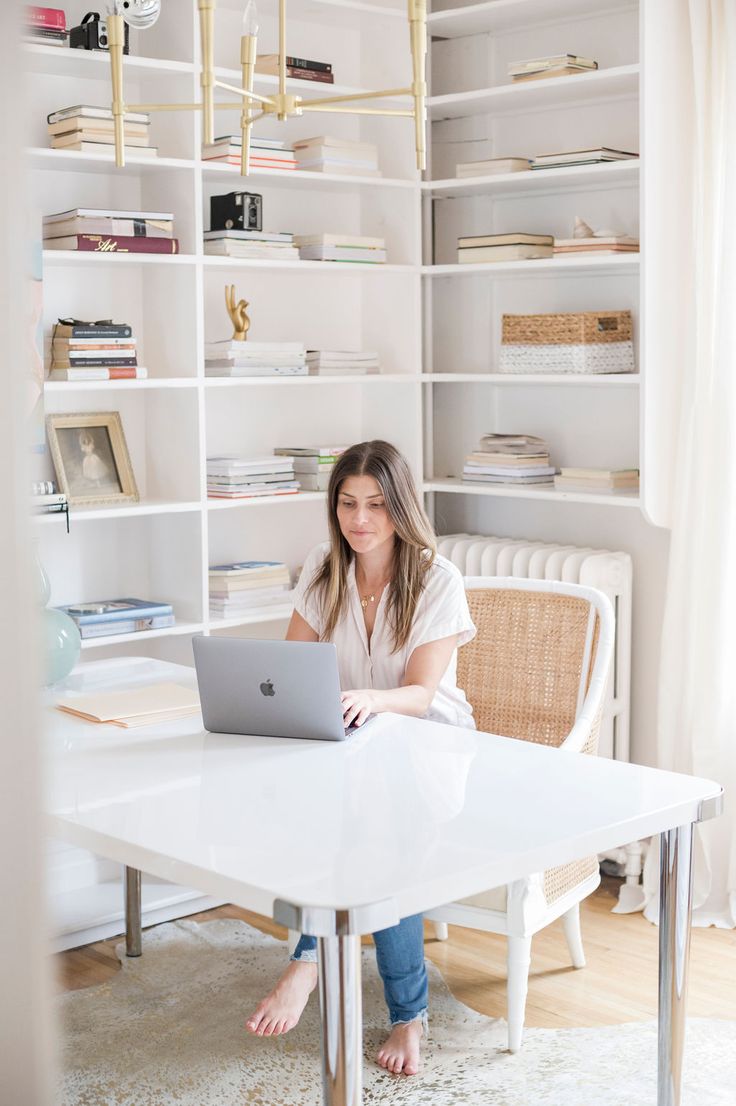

{"left": 344, "top": 712, "right": 377, "bottom": 736}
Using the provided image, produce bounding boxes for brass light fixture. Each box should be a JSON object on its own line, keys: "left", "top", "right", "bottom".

{"left": 105, "top": 0, "right": 427, "bottom": 176}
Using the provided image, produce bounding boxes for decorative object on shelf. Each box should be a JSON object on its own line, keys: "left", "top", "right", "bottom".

{"left": 457, "top": 232, "right": 553, "bottom": 264}
{"left": 508, "top": 54, "right": 597, "bottom": 83}
{"left": 70, "top": 10, "right": 130, "bottom": 53}
{"left": 98, "top": 0, "right": 427, "bottom": 175}
{"left": 553, "top": 217, "right": 639, "bottom": 256}
{"left": 211, "top": 191, "right": 263, "bottom": 233}
{"left": 47, "top": 104, "right": 156, "bottom": 159}
{"left": 225, "top": 285, "right": 251, "bottom": 341}
{"left": 462, "top": 434, "right": 556, "bottom": 487}
{"left": 34, "top": 544, "right": 81, "bottom": 686}
{"left": 500, "top": 311, "right": 635, "bottom": 375}
{"left": 46, "top": 411, "right": 139, "bottom": 507}
{"left": 57, "top": 597, "right": 176, "bottom": 640}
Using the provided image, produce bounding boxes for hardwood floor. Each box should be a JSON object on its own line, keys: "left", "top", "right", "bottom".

{"left": 55, "top": 878, "right": 736, "bottom": 1026}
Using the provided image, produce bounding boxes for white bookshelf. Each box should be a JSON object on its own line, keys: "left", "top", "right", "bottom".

{"left": 30, "top": 0, "right": 422, "bottom": 946}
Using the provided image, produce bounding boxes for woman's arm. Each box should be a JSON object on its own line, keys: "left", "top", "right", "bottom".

{"left": 341, "top": 634, "right": 460, "bottom": 727}
{"left": 286, "top": 609, "right": 319, "bottom": 642}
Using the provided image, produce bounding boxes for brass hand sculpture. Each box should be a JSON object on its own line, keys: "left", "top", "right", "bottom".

{"left": 225, "top": 284, "right": 251, "bottom": 341}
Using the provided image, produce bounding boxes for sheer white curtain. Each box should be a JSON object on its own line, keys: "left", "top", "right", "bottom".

{"left": 642, "top": 0, "right": 736, "bottom": 927}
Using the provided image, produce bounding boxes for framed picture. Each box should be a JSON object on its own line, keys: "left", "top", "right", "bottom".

{"left": 46, "top": 411, "right": 139, "bottom": 507}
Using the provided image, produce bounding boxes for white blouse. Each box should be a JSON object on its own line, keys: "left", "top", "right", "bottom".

{"left": 293, "top": 543, "right": 477, "bottom": 729}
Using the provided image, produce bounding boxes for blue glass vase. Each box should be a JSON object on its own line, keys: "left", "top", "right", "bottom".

{"left": 35, "top": 547, "right": 81, "bottom": 686}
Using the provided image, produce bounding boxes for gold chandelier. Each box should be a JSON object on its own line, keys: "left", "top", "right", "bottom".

{"left": 106, "top": 0, "right": 427, "bottom": 175}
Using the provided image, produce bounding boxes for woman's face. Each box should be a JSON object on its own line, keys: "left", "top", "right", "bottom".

{"left": 336, "top": 474, "right": 396, "bottom": 557}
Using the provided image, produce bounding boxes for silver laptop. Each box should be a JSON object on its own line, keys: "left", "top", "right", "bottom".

{"left": 192, "top": 636, "right": 372, "bottom": 741}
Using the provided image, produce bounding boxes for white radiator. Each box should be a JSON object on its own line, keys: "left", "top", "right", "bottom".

{"left": 438, "top": 533, "right": 632, "bottom": 763}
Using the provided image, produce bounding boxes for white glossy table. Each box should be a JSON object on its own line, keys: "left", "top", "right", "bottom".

{"left": 47, "top": 657, "right": 722, "bottom": 1106}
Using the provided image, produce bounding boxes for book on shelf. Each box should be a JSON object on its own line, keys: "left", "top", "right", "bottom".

{"left": 458, "top": 244, "right": 554, "bottom": 263}
{"left": 203, "top": 229, "right": 293, "bottom": 244}
{"left": 50, "top": 141, "right": 158, "bottom": 158}
{"left": 293, "top": 471, "right": 332, "bottom": 491}
{"left": 202, "top": 136, "right": 297, "bottom": 168}
{"left": 306, "top": 350, "right": 379, "bottom": 374}
{"left": 512, "top": 66, "right": 598, "bottom": 83}
{"left": 28, "top": 6, "right": 66, "bottom": 29}
{"left": 289, "top": 458, "right": 339, "bottom": 474}
{"left": 553, "top": 235, "right": 639, "bottom": 254}
{"left": 293, "top": 136, "right": 381, "bottom": 176}
{"left": 532, "top": 147, "right": 638, "bottom": 170}
{"left": 205, "top": 363, "right": 307, "bottom": 377}
{"left": 50, "top": 356, "right": 137, "bottom": 367}
{"left": 32, "top": 492, "right": 67, "bottom": 508}
{"left": 273, "top": 446, "right": 347, "bottom": 458}
{"left": 207, "top": 484, "right": 300, "bottom": 499}
{"left": 554, "top": 468, "right": 639, "bottom": 492}
{"left": 298, "top": 246, "right": 387, "bottom": 263}
{"left": 53, "top": 320, "right": 132, "bottom": 338}
{"left": 44, "top": 206, "right": 172, "bottom": 223}
{"left": 256, "top": 54, "right": 332, "bottom": 74}
{"left": 203, "top": 239, "right": 299, "bottom": 259}
{"left": 210, "top": 573, "right": 291, "bottom": 596}
{"left": 46, "top": 216, "right": 172, "bottom": 239}
{"left": 59, "top": 598, "right": 175, "bottom": 629}
{"left": 508, "top": 54, "right": 597, "bottom": 80}
{"left": 48, "top": 118, "right": 149, "bottom": 140}
{"left": 208, "top": 456, "right": 295, "bottom": 473}
{"left": 458, "top": 232, "right": 553, "bottom": 249}
{"left": 24, "top": 27, "right": 68, "bottom": 45}
{"left": 47, "top": 367, "right": 148, "bottom": 381}
{"left": 53, "top": 337, "right": 137, "bottom": 350}
{"left": 31, "top": 479, "right": 57, "bottom": 496}
{"left": 455, "top": 157, "right": 532, "bottom": 178}
{"left": 465, "top": 451, "right": 549, "bottom": 466}
{"left": 463, "top": 431, "right": 555, "bottom": 484}
{"left": 55, "top": 683, "right": 200, "bottom": 727}
{"left": 77, "top": 614, "right": 176, "bottom": 639}
{"left": 295, "top": 232, "right": 385, "bottom": 249}
{"left": 210, "top": 590, "right": 294, "bottom": 616}
{"left": 477, "top": 433, "right": 550, "bottom": 455}
{"left": 48, "top": 106, "right": 150, "bottom": 126}
{"left": 43, "top": 234, "right": 180, "bottom": 254}
{"left": 462, "top": 472, "right": 556, "bottom": 485}
{"left": 207, "top": 455, "right": 298, "bottom": 497}
{"left": 209, "top": 560, "right": 291, "bottom": 581}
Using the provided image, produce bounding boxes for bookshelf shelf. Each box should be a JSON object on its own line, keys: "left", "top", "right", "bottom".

{"left": 207, "top": 492, "right": 327, "bottom": 510}
{"left": 44, "top": 379, "right": 199, "bottom": 391}
{"left": 423, "top": 373, "right": 641, "bottom": 386}
{"left": 204, "top": 374, "right": 420, "bottom": 387}
{"left": 426, "top": 0, "right": 637, "bottom": 38}
{"left": 79, "top": 621, "right": 205, "bottom": 650}
{"left": 423, "top": 478, "right": 641, "bottom": 508}
{"left": 42, "top": 250, "right": 197, "bottom": 267}
{"left": 423, "top": 254, "right": 640, "bottom": 277}
{"left": 423, "top": 160, "right": 640, "bottom": 200}
{"left": 22, "top": 42, "right": 195, "bottom": 78}
{"left": 201, "top": 257, "right": 416, "bottom": 274}
{"left": 201, "top": 163, "right": 417, "bottom": 191}
{"left": 48, "top": 501, "right": 202, "bottom": 523}
{"left": 207, "top": 605, "right": 295, "bottom": 630}
{"left": 428, "top": 64, "right": 640, "bottom": 120}
{"left": 27, "top": 148, "right": 197, "bottom": 175}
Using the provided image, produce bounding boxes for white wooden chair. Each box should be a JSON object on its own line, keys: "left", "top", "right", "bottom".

{"left": 425, "top": 576, "right": 615, "bottom": 1052}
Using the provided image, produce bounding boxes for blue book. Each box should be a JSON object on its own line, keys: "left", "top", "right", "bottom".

{"left": 59, "top": 598, "right": 174, "bottom": 626}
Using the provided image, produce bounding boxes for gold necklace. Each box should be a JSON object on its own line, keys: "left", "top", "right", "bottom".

{"left": 358, "top": 578, "right": 390, "bottom": 610}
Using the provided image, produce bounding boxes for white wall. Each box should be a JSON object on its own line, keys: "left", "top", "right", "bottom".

{"left": 0, "top": 3, "right": 53, "bottom": 1103}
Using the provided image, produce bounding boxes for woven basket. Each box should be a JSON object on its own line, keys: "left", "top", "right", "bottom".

{"left": 499, "top": 310, "right": 635, "bottom": 374}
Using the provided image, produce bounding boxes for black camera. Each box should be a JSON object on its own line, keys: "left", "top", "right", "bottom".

{"left": 210, "top": 191, "right": 263, "bottom": 233}
{"left": 70, "top": 12, "right": 130, "bottom": 53}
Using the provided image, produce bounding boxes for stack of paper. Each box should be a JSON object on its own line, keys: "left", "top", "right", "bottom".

{"left": 205, "top": 340, "right": 307, "bottom": 377}
{"left": 294, "top": 233, "right": 387, "bottom": 264}
{"left": 207, "top": 456, "right": 299, "bottom": 498}
{"left": 55, "top": 682, "right": 200, "bottom": 728}
{"left": 306, "top": 350, "right": 379, "bottom": 375}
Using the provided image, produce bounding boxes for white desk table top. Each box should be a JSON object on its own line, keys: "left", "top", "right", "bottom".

{"left": 46, "top": 657, "right": 721, "bottom": 930}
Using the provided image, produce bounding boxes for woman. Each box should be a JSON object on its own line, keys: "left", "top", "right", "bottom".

{"left": 246, "top": 439, "right": 476, "bottom": 1076}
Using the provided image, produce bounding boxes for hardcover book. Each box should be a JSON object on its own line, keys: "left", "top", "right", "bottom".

{"left": 59, "top": 598, "right": 175, "bottom": 626}
{"left": 43, "top": 235, "right": 180, "bottom": 254}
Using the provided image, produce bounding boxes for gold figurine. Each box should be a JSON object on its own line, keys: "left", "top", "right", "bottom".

{"left": 225, "top": 284, "right": 251, "bottom": 341}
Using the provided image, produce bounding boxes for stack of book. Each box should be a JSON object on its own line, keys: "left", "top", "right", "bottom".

{"left": 209, "top": 560, "right": 293, "bottom": 620}
{"left": 306, "top": 350, "right": 379, "bottom": 376}
{"left": 508, "top": 54, "right": 598, "bottom": 82}
{"left": 553, "top": 467, "right": 639, "bottom": 494}
{"left": 203, "top": 229, "right": 298, "bottom": 260}
{"left": 25, "top": 5, "right": 68, "bottom": 46}
{"left": 31, "top": 479, "right": 67, "bottom": 516}
{"left": 57, "top": 598, "right": 175, "bottom": 640}
{"left": 293, "top": 136, "right": 381, "bottom": 176}
{"left": 205, "top": 340, "right": 306, "bottom": 378}
{"left": 532, "top": 147, "right": 638, "bottom": 171}
{"left": 273, "top": 446, "right": 346, "bottom": 492}
{"left": 457, "top": 232, "right": 553, "bottom": 264}
{"left": 49, "top": 319, "right": 145, "bottom": 381}
{"left": 295, "top": 233, "right": 387, "bottom": 264}
{"left": 462, "top": 434, "right": 556, "bottom": 486}
{"left": 206, "top": 456, "right": 299, "bottom": 499}
{"left": 201, "top": 135, "right": 297, "bottom": 170}
{"left": 455, "top": 157, "right": 531, "bottom": 178}
{"left": 553, "top": 234, "right": 639, "bottom": 256}
{"left": 256, "top": 54, "right": 334, "bottom": 84}
{"left": 43, "top": 208, "right": 179, "bottom": 254}
{"left": 47, "top": 105, "right": 155, "bottom": 158}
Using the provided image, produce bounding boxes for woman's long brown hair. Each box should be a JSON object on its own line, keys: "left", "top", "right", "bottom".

{"left": 306, "top": 440, "right": 437, "bottom": 651}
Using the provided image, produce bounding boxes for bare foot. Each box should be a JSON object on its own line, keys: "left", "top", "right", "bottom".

{"left": 376, "top": 1018, "right": 424, "bottom": 1076}
{"left": 245, "top": 961, "right": 318, "bottom": 1037}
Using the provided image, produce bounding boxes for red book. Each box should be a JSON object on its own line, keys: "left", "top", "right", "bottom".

{"left": 287, "top": 67, "right": 335, "bottom": 84}
{"left": 27, "top": 5, "right": 66, "bottom": 29}
{"left": 108, "top": 367, "right": 141, "bottom": 379}
{"left": 44, "top": 235, "right": 180, "bottom": 254}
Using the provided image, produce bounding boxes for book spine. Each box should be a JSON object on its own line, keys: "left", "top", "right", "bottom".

{"left": 79, "top": 614, "right": 175, "bottom": 638}
{"left": 285, "top": 56, "right": 332, "bottom": 73}
{"left": 27, "top": 6, "right": 66, "bottom": 28}
{"left": 55, "top": 325, "right": 133, "bottom": 338}
{"left": 69, "top": 605, "right": 174, "bottom": 626}
{"left": 287, "top": 67, "right": 334, "bottom": 83}
{"left": 27, "top": 26, "right": 67, "bottom": 38}
{"left": 61, "top": 357, "right": 138, "bottom": 367}
{"left": 66, "top": 236, "right": 179, "bottom": 254}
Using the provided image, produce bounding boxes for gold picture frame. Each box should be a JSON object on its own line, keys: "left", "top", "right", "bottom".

{"left": 46, "top": 411, "right": 139, "bottom": 507}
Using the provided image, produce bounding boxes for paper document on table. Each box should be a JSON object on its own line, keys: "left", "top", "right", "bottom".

{"left": 55, "top": 682, "right": 201, "bottom": 726}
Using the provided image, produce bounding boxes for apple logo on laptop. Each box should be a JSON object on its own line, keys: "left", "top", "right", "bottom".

{"left": 260, "top": 678, "right": 275, "bottom": 697}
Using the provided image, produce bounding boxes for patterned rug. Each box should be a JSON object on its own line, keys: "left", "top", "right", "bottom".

{"left": 57, "top": 918, "right": 736, "bottom": 1105}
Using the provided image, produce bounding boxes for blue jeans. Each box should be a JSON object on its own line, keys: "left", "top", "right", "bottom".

{"left": 291, "top": 914, "right": 428, "bottom": 1027}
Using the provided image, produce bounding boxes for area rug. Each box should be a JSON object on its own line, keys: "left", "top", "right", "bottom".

{"left": 57, "top": 918, "right": 736, "bottom": 1106}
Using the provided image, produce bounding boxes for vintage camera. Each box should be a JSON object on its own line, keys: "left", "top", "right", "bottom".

{"left": 70, "top": 12, "right": 130, "bottom": 53}
{"left": 210, "top": 191, "right": 263, "bottom": 233}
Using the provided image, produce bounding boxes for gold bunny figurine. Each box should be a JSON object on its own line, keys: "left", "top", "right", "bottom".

{"left": 225, "top": 284, "right": 251, "bottom": 341}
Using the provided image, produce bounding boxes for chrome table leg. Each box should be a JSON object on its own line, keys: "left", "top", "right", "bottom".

{"left": 317, "top": 934, "right": 362, "bottom": 1106}
{"left": 124, "top": 865, "right": 142, "bottom": 957}
{"left": 657, "top": 823, "right": 694, "bottom": 1106}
